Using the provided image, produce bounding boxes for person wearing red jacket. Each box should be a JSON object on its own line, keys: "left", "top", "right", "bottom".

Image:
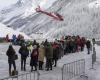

{"left": 30, "top": 45, "right": 39, "bottom": 71}
{"left": 76, "top": 36, "right": 81, "bottom": 52}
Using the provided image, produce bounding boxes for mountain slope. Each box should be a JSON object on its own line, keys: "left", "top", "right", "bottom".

{"left": 1, "top": 0, "right": 100, "bottom": 40}
{"left": 0, "top": 23, "right": 31, "bottom": 39}
{"left": 0, "top": 0, "right": 18, "bottom": 10}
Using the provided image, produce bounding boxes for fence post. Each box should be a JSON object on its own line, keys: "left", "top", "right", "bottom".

{"left": 37, "top": 71, "right": 40, "bottom": 80}
{"left": 90, "top": 45, "right": 96, "bottom": 70}
{"left": 62, "top": 66, "right": 64, "bottom": 80}
{"left": 84, "top": 59, "right": 85, "bottom": 75}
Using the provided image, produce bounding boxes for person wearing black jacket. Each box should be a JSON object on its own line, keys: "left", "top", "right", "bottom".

{"left": 86, "top": 40, "right": 91, "bottom": 54}
{"left": 6, "top": 45, "right": 16, "bottom": 76}
{"left": 19, "top": 44, "right": 29, "bottom": 71}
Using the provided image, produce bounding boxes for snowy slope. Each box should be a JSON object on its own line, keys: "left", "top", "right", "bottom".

{"left": 1, "top": 0, "right": 100, "bottom": 40}
{"left": 20, "top": 0, "right": 100, "bottom": 39}
{"left": 0, "top": 0, "right": 18, "bottom": 10}
{"left": 0, "top": 0, "right": 56, "bottom": 24}
{"left": 89, "top": 0, "right": 100, "bottom": 8}
{"left": 0, "top": 23, "right": 31, "bottom": 39}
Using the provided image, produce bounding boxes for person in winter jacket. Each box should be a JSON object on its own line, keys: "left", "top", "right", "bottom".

{"left": 19, "top": 44, "right": 29, "bottom": 71}
{"left": 5, "top": 34, "right": 10, "bottom": 42}
{"left": 45, "top": 43, "right": 53, "bottom": 71}
{"left": 76, "top": 36, "right": 81, "bottom": 52}
{"left": 30, "top": 45, "right": 39, "bottom": 71}
{"left": 6, "top": 45, "right": 16, "bottom": 76}
{"left": 38, "top": 44, "right": 45, "bottom": 70}
{"left": 27, "top": 44, "right": 33, "bottom": 54}
{"left": 32, "top": 40, "right": 39, "bottom": 48}
{"left": 12, "top": 34, "right": 17, "bottom": 45}
{"left": 86, "top": 40, "right": 91, "bottom": 54}
{"left": 80, "top": 37, "right": 86, "bottom": 51}
{"left": 65, "top": 39, "right": 70, "bottom": 53}
{"left": 52, "top": 42, "right": 59, "bottom": 67}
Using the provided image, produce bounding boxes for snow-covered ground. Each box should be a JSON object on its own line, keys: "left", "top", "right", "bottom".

{"left": 0, "top": 43, "right": 100, "bottom": 80}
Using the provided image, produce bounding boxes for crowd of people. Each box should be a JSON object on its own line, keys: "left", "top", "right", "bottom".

{"left": 5, "top": 34, "right": 25, "bottom": 45}
{"left": 6, "top": 35, "right": 92, "bottom": 76}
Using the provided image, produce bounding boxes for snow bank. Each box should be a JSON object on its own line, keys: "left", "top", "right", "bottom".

{"left": 0, "top": 23, "right": 31, "bottom": 39}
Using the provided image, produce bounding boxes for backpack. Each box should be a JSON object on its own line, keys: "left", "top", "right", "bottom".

{"left": 14, "top": 54, "right": 18, "bottom": 60}
{"left": 11, "top": 70, "right": 18, "bottom": 77}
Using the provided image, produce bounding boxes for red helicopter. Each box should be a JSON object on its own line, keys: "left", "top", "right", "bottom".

{"left": 35, "top": 6, "right": 64, "bottom": 21}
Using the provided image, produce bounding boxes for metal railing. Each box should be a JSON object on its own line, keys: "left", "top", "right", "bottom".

{"left": 62, "top": 59, "right": 87, "bottom": 80}
{"left": 0, "top": 59, "right": 88, "bottom": 80}
{"left": 0, "top": 71, "right": 39, "bottom": 80}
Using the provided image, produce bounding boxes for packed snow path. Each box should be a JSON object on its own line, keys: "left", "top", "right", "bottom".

{"left": 38, "top": 67, "right": 62, "bottom": 80}
{"left": 0, "top": 43, "right": 100, "bottom": 80}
